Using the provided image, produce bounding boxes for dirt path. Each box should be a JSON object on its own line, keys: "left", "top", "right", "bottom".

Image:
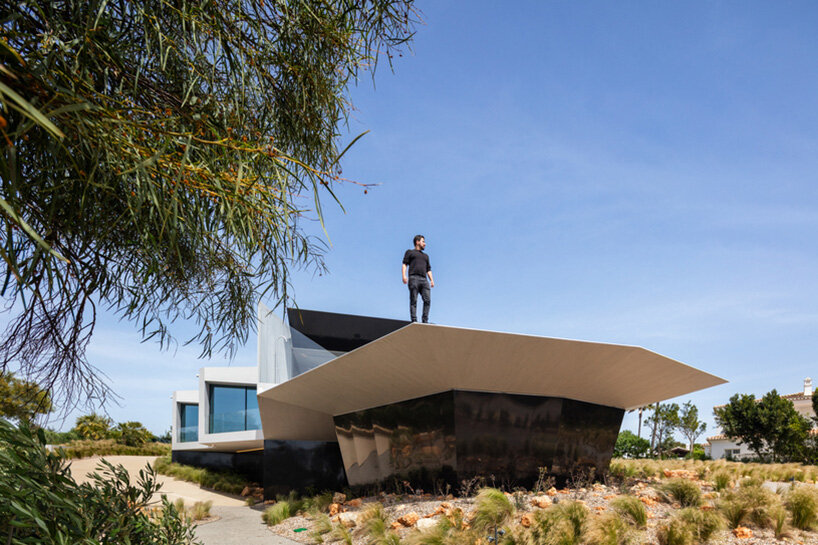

{"left": 67, "top": 455, "right": 245, "bottom": 507}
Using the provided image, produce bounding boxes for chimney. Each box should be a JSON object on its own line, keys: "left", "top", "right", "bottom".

{"left": 805, "top": 377, "right": 813, "bottom": 396}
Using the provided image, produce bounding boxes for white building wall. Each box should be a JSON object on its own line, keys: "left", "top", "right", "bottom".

{"left": 198, "top": 366, "right": 263, "bottom": 448}
{"left": 171, "top": 390, "right": 206, "bottom": 451}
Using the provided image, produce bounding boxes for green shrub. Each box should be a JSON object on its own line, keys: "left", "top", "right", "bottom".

{"left": 111, "top": 421, "right": 154, "bottom": 446}
{"left": 41, "top": 427, "right": 80, "bottom": 444}
{"left": 786, "top": 487, "right": 818, "bottom": 530}
{"left": 472, "top": 487, "right": 514, "bottom": 542}
{"left": 610, "top": 495, "right": 647, "bottom": 528}
{"left": 153, "top": 454, "right": 250, "bottom": 495}
{"left": 532, "top": 500, "right": 588, "bottom": 545}
{"left": 655, "top": 518, "right": 693, "bottom": 545}
{"left": 359, "top": 502, "right": 400, "bottom": 545}
{"left": 584, "top": 512, "right": 636, "bottom": 545}
{"left": 659, "top": 479, "right": 702, "bottom": 507}
{"left": 736, "top": 484, "right": 776, "bottom": 528}
{"left": 55, "top": 438, "right": 170, "bottom": 458}
{"left": 0, "top": 419, "right": 196, "bottom": 544}
{"left": 263, "top": 501, "right": 292, "bottom": 525}
{"left": 770, "top": 505, "right": 790, "bottom": 540}
{"left": 330, "top": 523, "right": 354, "bottom": 545}
{"left": 309, "top": 513, "right": 333, "bottom": 543}
{"left": 712, "top": 471, "right": 731, "bottom": 492}
{"left": 677, "top": 507, "right": 723, "bottom": 542}
{"left": 189, "top": 500, "right": 212, "bottom": 521}
{"left": 303, "top": 491, "right": 334, "bottom": 513}
{"left": 718, "top": 498, "right": 748, "bottom": 529}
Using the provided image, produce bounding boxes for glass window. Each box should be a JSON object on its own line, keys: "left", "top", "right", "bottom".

{"left": 208, "top": 385, "right": 260, "bottom": 433}
{"left": 179, "top": 403, "right": 198, "bottom": 442}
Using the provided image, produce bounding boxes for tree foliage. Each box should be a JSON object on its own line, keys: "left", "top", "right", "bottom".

{"left": 645, "top": 402, "right": 679, "bottom": 457}
{"left": 613, "top": 430, "right": 650, "bottom": 459}
{"left": 73, "top": 413, "right": 113, "bottom": 441}
{"left": 677, "top": 401, "right": 707, "bottom": 455}
{"left": 0, "top": 371, "right": 51, "bottom": 424}
{"left": 111, "top": 420, "right": 153, "bottom": 447}
{"left": 0, "top": 0, "right": 418, "bottom": 404}
{"left": 714, "top": 390, "right": 811, "bottom": 463}
{"left": 0, "top": 419, "right": 197, "bottom": 544}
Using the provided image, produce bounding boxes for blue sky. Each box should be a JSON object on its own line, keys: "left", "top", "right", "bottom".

{"left": 42, "top": 2, "right": 818, "bottom": 441}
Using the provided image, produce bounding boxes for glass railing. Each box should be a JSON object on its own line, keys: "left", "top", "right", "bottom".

{"left": 179, "top": 425, "right": 198, "bottom": 442}
{"left": 209, "top": 408, "right": 261, "bottom": 434}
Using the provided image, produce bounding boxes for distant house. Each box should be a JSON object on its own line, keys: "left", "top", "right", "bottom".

{"left": 706, "top": 378, "right": 815, "bottom": 460}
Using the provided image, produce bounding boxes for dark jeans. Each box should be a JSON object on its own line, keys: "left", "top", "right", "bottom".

{"left": 408, "top": 275, "right": 431, "bottom": 323}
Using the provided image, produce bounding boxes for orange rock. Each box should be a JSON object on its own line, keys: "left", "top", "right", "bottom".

{"left": 603, "top": 495, "right": 616, "bottom": 500}
{"left": 530, "top": 496, "right": 552, "bottom": 509}
{"left": 397, "top": 512, "right": 420, "bottom": 527}
{"left": 594, "top": 506, "right": 605, "bottom": 512}
{"left": 520, "top": 513, "right": 533, "bottom": 528}
{"left": 701, "top": 504, "right": 715, "bottom": 511}
{"left": 329, "top": 503, "right": 341, "bottom": 516}
{"left": 391, "top": 522, "right": 403, "bottom": 530}
{"left": 546, "top": 487, "right": 558, "bottom": 496}
{"left": 240, "top": 486, "right": 253, "bottom": 497}
{"left": 639, "top": 496, "right": 657, "bottom": 506}
{"left": 347, "top": 498, "right": 362, "bottom": 508}
{"left": 733, "top": 526, "right": 753, "bottom": 539}
{"left": 440, "top": 502, "right": 453, "bottom": 510}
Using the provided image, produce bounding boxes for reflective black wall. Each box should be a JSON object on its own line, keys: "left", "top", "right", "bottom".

{"left": 172, "top": 450, "right": 263, "bottom": 483}
{"left": 263, "top": 440, "right": 346, "bottom": 498}
{"left": 333, "top": 390, "right": 624, "bottom": 490}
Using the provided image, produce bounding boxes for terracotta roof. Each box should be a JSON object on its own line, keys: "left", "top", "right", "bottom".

{"left": 782, "top": 392, "right": 811, "bottom": 401}
{"left": 708, "top": 428, "right": 818, "bottom": 444}
{"left": 714, "top": 391, "right": 812, "bottom": 410}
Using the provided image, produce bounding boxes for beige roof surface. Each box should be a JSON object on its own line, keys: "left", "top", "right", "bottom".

{"left": 259, "top": 323, "right": 726, "bottom": 441}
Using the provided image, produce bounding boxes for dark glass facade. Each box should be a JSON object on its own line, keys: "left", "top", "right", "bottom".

{"left": 172, "top": 450, "right": 263, "bottom": 483}
{"left": 178, "top": 403, "right": 199, "bottom": 442}
{"left": 208, "top": 384, "right": 261, "bottom": 433}
{"left": 333, "top": 390, "right": 624, "bottom": 489}
{"left": 263, "top": 440, "right": 346, "bottom": 497}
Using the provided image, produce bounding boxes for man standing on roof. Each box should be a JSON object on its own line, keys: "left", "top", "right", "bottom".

{"left": 402, "top": 234, "right": 434, "bottom": 323}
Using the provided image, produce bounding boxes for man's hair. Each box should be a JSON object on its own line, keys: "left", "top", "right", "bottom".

{"left": 413, "top": 234, "right": 425, "bottom": 245}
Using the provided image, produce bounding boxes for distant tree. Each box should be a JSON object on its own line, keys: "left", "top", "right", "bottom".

{"left": 41, "top": 428, "right": 80, "bottom": 445}
{"left": 613, "top": 430, "right": 650, "bottom": 459}
{"left": 156, "top": 428, "right": 172, "bottom": 444}
{"left": 0, "top": 372, "right": 52, "bottom": 424}
{"left": 677, "top": 401, "right": 707, "bottom": 456}
{"left": 73, "top": 414, "right": 112, "bottom": 441}
{"left": 714, "top": 390, "right": 811, "bottom": 463}
{"left": 111, "top": 421, "right": 153, "bottom": 447}
{"left": 645, "top": 403, "right": 680, "bottom": 457}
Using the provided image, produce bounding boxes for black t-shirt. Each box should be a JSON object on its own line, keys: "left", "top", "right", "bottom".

{"left": 403, "top": 249, "right": 431, "bottom": 277}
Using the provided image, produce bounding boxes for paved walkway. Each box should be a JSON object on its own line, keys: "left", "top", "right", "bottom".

{"left": 195, "top": 506, "right": 301, "bottom": 545}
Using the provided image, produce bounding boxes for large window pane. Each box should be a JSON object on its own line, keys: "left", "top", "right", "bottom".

{"left": 179, "top": 403, "right": 198, "bottom": 442}
{"left": 209, "top": 385, "right": 260, "bottom": 433}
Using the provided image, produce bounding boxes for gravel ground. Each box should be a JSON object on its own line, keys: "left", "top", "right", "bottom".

{"left": 266, "top": 477, "right": 818, "bottom": 545}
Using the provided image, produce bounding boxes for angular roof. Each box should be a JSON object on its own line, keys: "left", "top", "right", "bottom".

{"left": 258, "top": 323, "right": 725, "bottom": 441}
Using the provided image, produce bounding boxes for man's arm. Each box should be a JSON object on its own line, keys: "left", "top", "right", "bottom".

{"left": 427, "top": 270, "right": 434, "bottom": 288}
{"left": 402, "top": 263, "right": 408, "bottom": 284}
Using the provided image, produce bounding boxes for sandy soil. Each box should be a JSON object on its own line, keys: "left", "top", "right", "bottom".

{"left": 67, "top": 455, "right": 245, "bottom": 507}
{"left": 268, "top": 481, "right": 818, "bottom": 545}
